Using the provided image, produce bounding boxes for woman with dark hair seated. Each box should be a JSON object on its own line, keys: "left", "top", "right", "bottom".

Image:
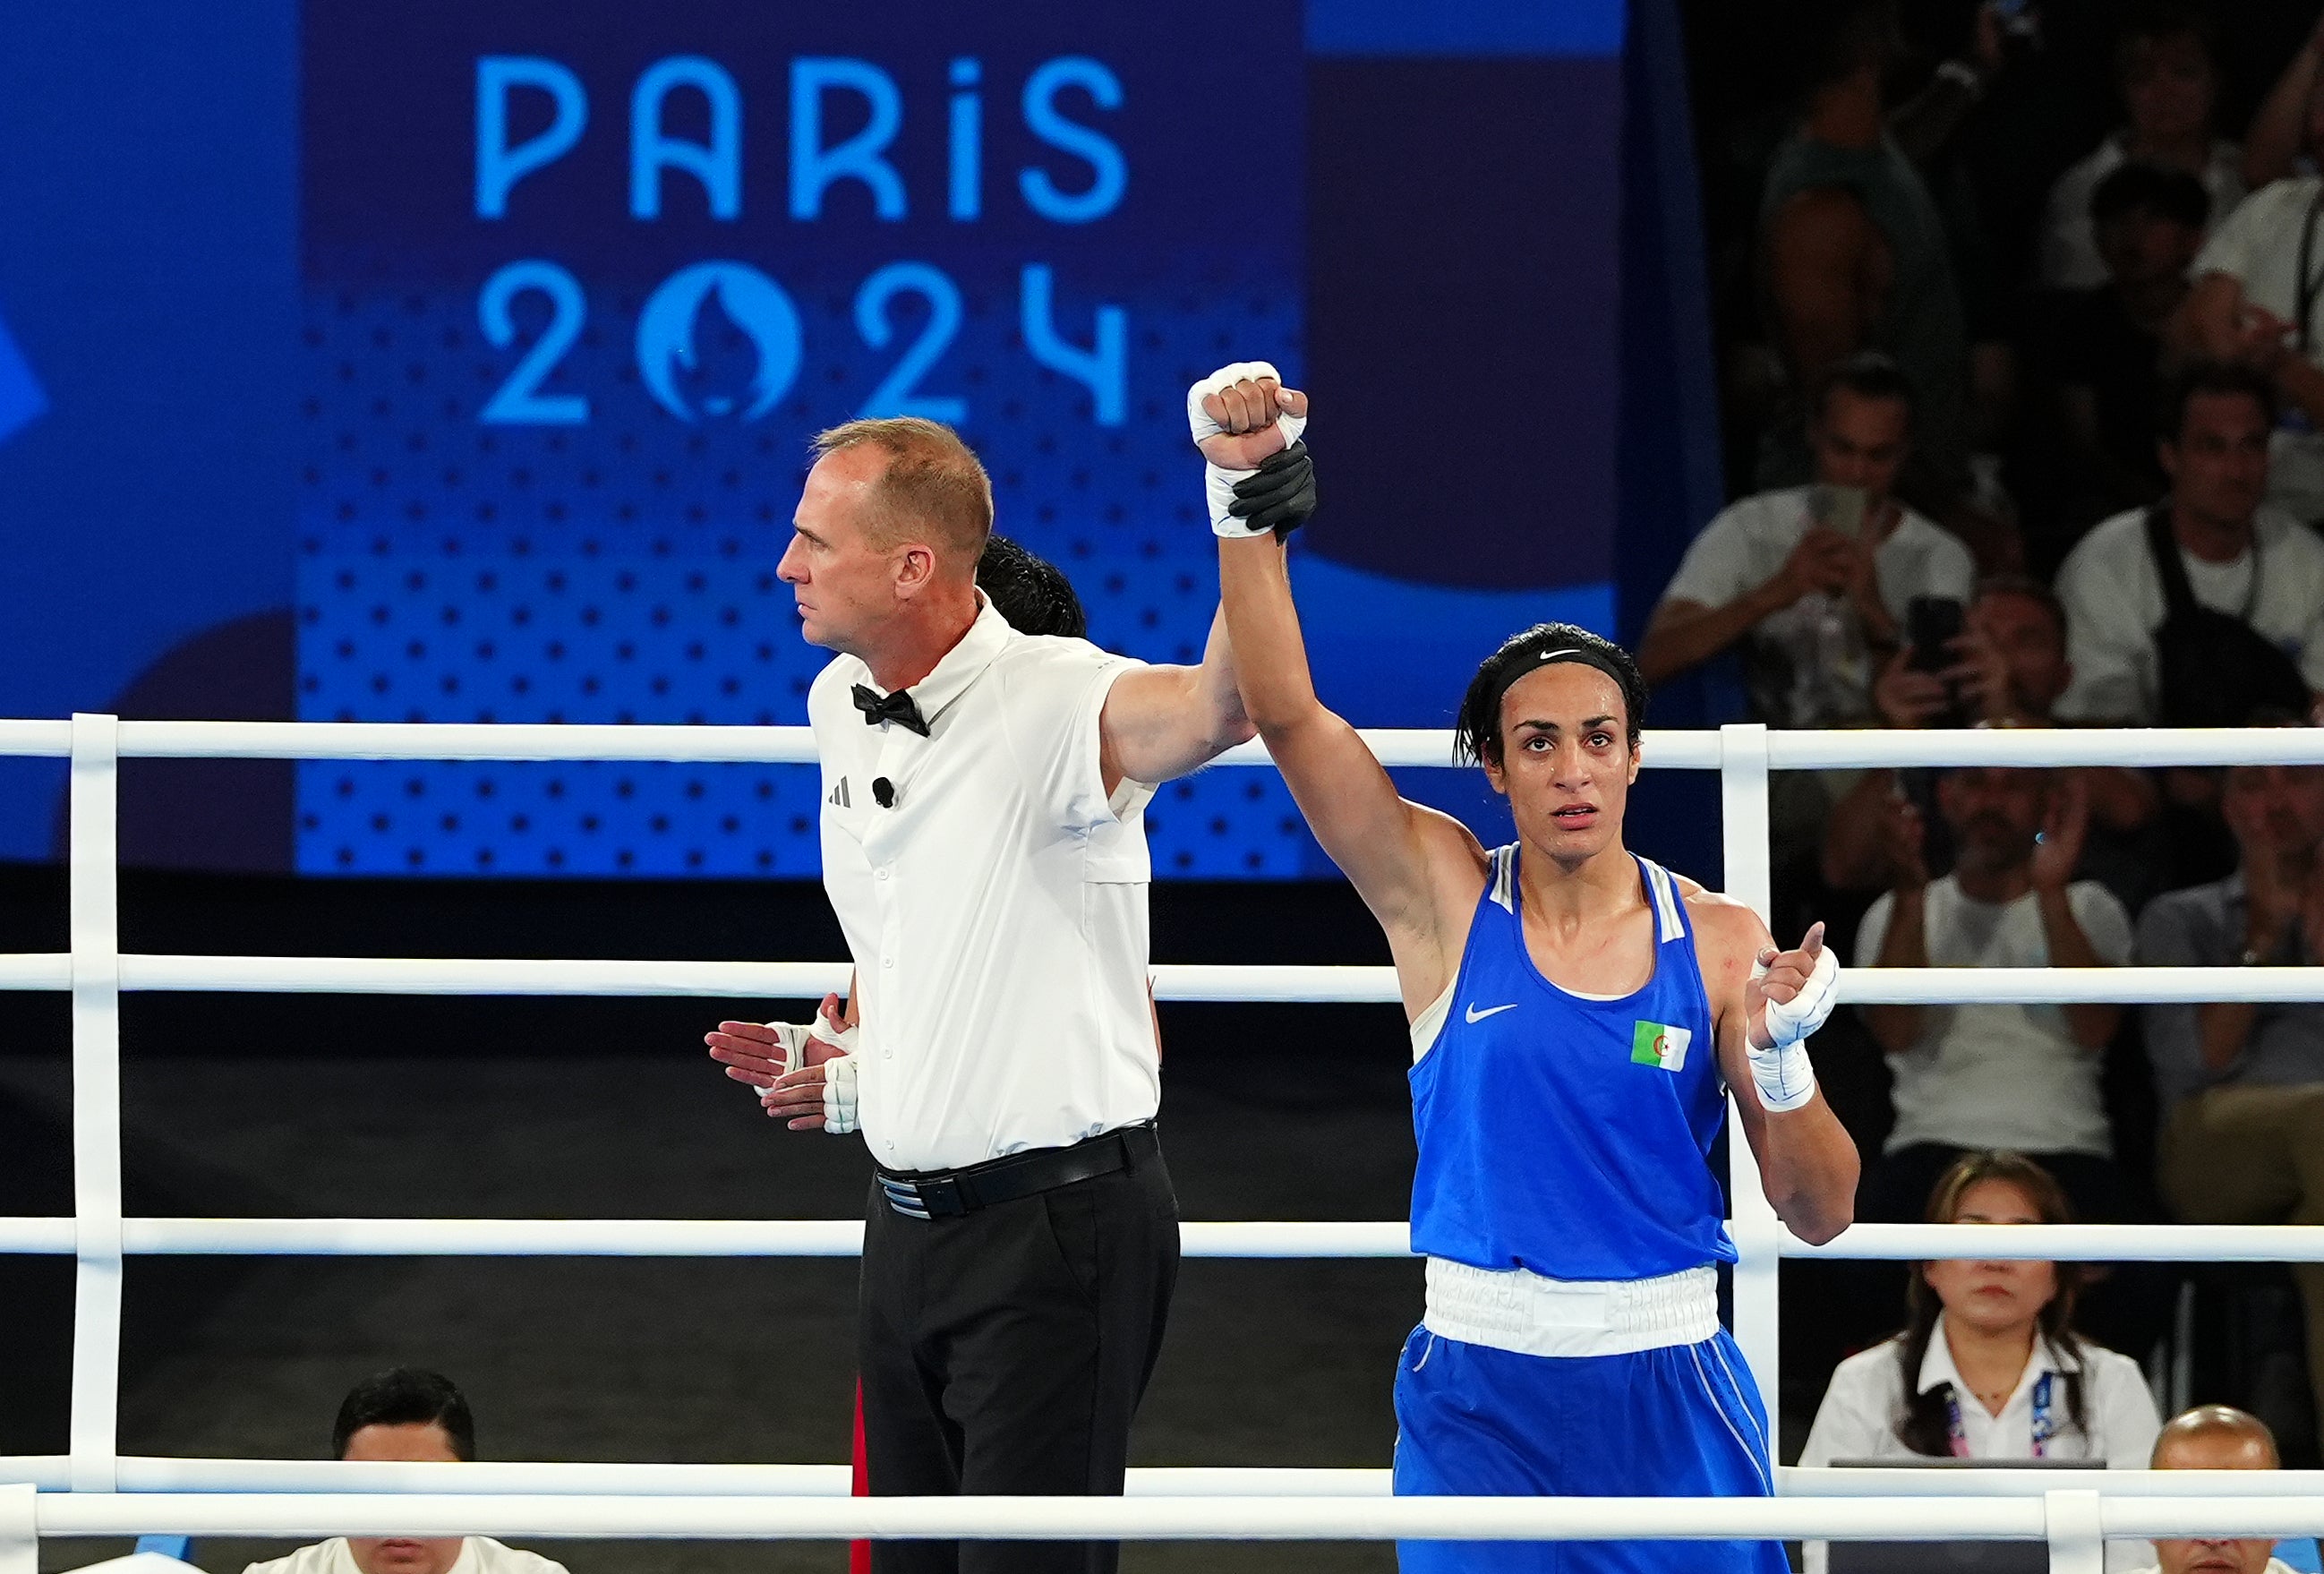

{"left": 1799, "top": 1151, "right": 2161, "bottom": 1571}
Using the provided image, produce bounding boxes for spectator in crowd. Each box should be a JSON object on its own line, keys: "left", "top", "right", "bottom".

{"left": 2038, "top": 4, "right": 2243, "bottom": 291}
{"left": 243, "top": 1369, "right": 569, "bottom": 1574}
{"left": 1799, "top": 1152, "right": 2161, "bottom": 1574}
{"left": 2137, "top": 743, "right": 2324, "bottom": 1448}
{"left": 2125, "top": 1406, "right": 2295, "bottom": 1574}
{"left": 2048, "top": 166, "right": 2211, "bottom": 529}
{"left": 1756, "top": 0, "right": 1975, "bottom": 518}
{"left": 1851, "top": 759, "right": 2135, "bottom": 1228}
{"left": 1642, "top": 354, "right": 1974, "bottom": 731}
{"left": 1820, "top": 579, "right": 2157, "bottom": 902}
{"left": 1642, "top": 354, "right": 1974, "bottom": 872}
{"left": 2178, "top": 43, "right": 2324, "bottom": 527}
{"left": 2052, "top": 364, "right": 2324, "bottom": 729}
{"left": 2236, "top": 9, "right": 2324, "bottom": 194}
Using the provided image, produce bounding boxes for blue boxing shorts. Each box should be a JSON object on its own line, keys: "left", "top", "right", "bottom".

{"left": 1391, "top": 1324, "right": 1788, "bottom": 1574}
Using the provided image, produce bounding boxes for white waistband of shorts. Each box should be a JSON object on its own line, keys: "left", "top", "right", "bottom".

{"left": 1422, "top": 1258, "right": 1722, "bottom": 1358}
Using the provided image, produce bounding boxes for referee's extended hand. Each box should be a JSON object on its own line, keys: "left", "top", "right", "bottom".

{"left": 1745, "top": 921, "right": 1827, "bottom": 1051}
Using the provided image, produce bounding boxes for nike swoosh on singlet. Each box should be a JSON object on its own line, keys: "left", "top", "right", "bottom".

{"left": 1464, "top": 1003, "right": 1517, "bottom": 1023}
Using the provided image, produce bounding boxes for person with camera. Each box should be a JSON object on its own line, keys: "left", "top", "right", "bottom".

{"left": 1819, "top": 578, "right": 2157, "bottom": 902}
{"left": 1641, "top": 354, "right": 1974, "bottom": 734}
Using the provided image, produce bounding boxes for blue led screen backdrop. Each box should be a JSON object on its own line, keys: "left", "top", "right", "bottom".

{"left": 0, "top": 2, "right": 1627, "bottom": 877}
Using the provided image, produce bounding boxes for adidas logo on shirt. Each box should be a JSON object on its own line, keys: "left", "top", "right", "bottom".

{"left": 829, "top": 779, "right": 850, "bottom": 808}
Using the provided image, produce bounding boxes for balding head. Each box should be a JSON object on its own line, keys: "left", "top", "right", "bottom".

{"left": 2152, "top": 1406, "right": 2279, "bottom": 1471}
{"left": 2149, "top": 1407, "right": 2281, "bottom": 1574}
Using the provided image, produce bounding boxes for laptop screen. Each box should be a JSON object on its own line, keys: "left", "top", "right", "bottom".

{"left": 1823, "top": 1458, "right": 2104, "bottom": 1574}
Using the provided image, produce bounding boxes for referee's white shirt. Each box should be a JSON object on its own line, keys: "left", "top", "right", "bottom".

{"left": 811, "top": 594, "right": 1159, "bottom": 1173}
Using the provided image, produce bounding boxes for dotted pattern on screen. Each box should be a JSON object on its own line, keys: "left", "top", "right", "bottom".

{"left": 295, "top": 269, "right": 1324, "bottom": 877}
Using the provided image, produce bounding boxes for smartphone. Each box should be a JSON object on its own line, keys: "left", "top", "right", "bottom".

{"left": 1810, "top": 483, "right": 1868, "bottom": 540}
{"left": 1906, "top": 595, "right": 1965, "bottom": 675}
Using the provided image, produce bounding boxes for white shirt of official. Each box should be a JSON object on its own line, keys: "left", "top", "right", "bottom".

{"left": 1658, "top": 487, "right": 1975, "bottom": 728}
{"left": 2051, "top": 504, "right": 2324, "bottom": 723}
{"left": 2195, "top": 175, "right": 2324, "bottom": 521}
{"left": 1856, "top": 876, "right": 2133, "bottom": 1157}
{"left": 1799, "top": 1315, "right": 2161, "bottom": 1574}
{"left": 812, "top": 593, "right": 1158, "bottom": 1173}
{"left": 243, "top": 1538, "right": 570, "bottom": 1574}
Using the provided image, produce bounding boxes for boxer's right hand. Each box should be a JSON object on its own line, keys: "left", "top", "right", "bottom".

{"left": 1192, "top": 368, "right": 1310, "bottom": 470}
{"left": 1188, "top": 362, "right": 1311, "bottom": 535}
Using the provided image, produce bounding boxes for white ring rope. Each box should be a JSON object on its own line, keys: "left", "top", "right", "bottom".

{"left": 4, "top": 1219, "right": 2324, "bottom": 1262}
{"left": 0, "top": 1459, "right": 2320, "bottom": 1501}
{"left": 18, "top": 1488, "right": 2324, "bottom": 1542}
{"left": 8, "top": 716, "right": 2324, "bottom": 1558}
{"left": 0, "top": 719, "right": 2321, "bottom": 769}
{"left": 0, "top": 955, "right": 2318, "bottom": 1005}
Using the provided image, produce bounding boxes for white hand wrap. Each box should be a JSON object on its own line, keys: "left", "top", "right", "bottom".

{"left": 821, "top": 1053, "right": 859, "bottom": 1136}
{"left": 758, "top": 1004, "right": 860, "bottom": 1134}
{"left": 1186, "top": 361, "right": 1309, "bottom": 537}
{"left": 1747, "top": 945, "right": 1838, "bottom": 1113}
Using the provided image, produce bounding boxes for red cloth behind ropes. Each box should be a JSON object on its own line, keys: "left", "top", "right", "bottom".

{"left": 851, "top": 1379, "right": 871, "bottom": 1574}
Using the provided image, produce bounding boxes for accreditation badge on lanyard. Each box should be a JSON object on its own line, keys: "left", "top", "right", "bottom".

{"left": 1945, "top": 1373, "right": 2055, "bottom": 1459}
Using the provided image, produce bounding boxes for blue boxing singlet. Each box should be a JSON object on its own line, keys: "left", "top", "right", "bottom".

{"left": 1407, "top": 847, "right": 1733, "bottom": 1280}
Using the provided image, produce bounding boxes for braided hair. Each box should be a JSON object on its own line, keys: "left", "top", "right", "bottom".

{"left": 976, "top": 535, "right": 1087, "bottom": 639}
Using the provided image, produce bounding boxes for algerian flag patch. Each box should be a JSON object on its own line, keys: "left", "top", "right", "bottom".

{"left": 1630, "top": 1020, "right": 1691, "bottom": 1074}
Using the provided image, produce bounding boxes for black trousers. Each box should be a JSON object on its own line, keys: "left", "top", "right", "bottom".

{"left": 859, "top": 1131, "right": 1180, "bottom": 1574}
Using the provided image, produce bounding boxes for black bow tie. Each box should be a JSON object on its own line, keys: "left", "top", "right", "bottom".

{"left": 851, "top": 683, "right": 929, "bottom": 737}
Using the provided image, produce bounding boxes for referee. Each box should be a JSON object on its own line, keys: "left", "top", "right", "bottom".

{"left": 706, "top": 413, "right": 1274, "bottom": 1574}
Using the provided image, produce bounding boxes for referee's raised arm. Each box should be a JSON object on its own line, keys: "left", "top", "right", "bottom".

{"left": 1093, "top": 603, "right": 1255, "bottom": 794}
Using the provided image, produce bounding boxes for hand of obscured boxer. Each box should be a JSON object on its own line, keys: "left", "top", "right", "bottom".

{"left": 762, "top": 1058, "right": 835, "bottom": 1131}
{"left": 705, "top": 990, "right": 849, "bottom": 1129}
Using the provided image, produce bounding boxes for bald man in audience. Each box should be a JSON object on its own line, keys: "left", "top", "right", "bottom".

{"left": 2125, "top": 1406, "right": 2295, "bottom": 1574}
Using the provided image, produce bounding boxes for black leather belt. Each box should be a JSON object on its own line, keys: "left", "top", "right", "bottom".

{"left": 876, "top": 1124, "right": 1157, "bottom": 1220}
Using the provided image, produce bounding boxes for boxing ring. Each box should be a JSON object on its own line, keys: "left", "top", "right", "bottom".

{"left": 4, "top": 714, "right": 2324, "bottom": 1572}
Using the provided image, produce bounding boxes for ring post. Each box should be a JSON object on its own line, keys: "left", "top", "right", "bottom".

{"left": 1718, "top": 723, "right": 1783, "bottom": 1429}
{"left": 67, "top": 714, "right": 124, "bottom": 1493}
{"left": 0, "top": 1484, "right": 32, "bottom": 1574}
{"left": 2043, "top": 1489, "right": 2104, "bottom": 1574}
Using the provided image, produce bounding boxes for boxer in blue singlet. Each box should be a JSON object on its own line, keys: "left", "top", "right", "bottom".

{"left": 1191, "top": 367, "right": 1862, "bottom": 1572}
